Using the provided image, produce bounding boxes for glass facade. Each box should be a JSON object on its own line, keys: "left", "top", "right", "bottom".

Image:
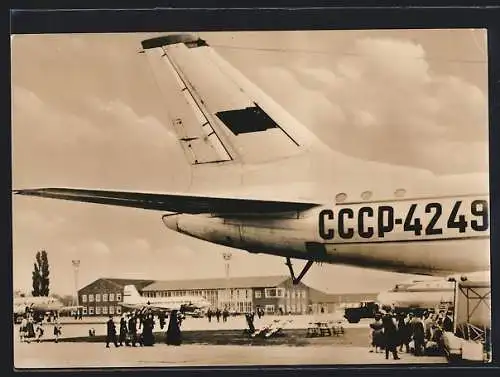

{"left": 78, "top": 279, "right": 312, "bottom": 316}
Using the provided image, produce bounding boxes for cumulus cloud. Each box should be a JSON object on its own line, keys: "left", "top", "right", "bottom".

{"left": 256, "top": 37, "right": 488, "bottom": 174}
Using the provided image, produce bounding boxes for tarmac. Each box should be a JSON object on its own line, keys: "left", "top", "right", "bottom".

{"left": 14, "top": 341, "right": 448, "bottom": 368}
{"left": 13, "top": 314, "right": 449, "bottom": 368}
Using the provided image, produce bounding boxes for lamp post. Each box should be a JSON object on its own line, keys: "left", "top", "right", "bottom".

{"left": 222, "top": 252, "right": 232, "bottom": 311}
{"left": 72, "top": 260, "right": 80, "bottom": 307}
{"left": 447, "top": 276, "right": 458, "bottom": 334}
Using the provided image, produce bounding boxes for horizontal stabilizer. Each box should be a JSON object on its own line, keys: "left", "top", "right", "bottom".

{"left": 14, "top": 188, "right": 320, "bottom": 214}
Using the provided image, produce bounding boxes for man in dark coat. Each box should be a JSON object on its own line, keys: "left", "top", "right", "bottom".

{"left": 207, "top": 309, "right": 212, "bottom": 323}
{"left": 382, "top": 313, "right": 400, "bottom": 360}
{"left": 106, "top": 316, "right": 120, "bottom": 348}
{"left": 128, "top": 313, "right": 138, "bottom": 347}
{"left": 215, "top": 309, "right": 221, "bottom": 323}
{"left": 245, "top": 312, "right": 256, "bottom": 334}
{"left": 142, "top": 314, "right": 155, "bottom": 346}
{"left": 119, "top": 315, "right": 129, "bottom": 346}
{"left": 166, "top": 309, "right": 182, "bottom": 345}
{"left": 397, "top": 313, "right": 411, "bottom": 353}
{"left": 442, "top": 311, "right": 454, "bottom": 333}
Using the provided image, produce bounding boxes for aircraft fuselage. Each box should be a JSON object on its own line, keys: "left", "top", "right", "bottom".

{"left": 162, "top": 194, "right": 489, "bottom": 275}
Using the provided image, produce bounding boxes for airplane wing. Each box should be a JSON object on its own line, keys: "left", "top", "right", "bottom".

{"left": 13, "top": 188, "right": 320, "bottom": 215}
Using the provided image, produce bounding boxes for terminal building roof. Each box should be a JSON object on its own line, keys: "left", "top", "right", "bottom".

{"left": 142, "top": 275, "right": 291, "bottom": 291}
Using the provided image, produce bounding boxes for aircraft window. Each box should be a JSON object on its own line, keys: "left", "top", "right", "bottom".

{"left": 394, "top": 188, "right": 406, "bottom": 197}
{"left": 361, "top": 191, "right": 372, "bottom": 200}
{"left": 335, "top": 193, "right": 347, "bottom": 203}
{"left": 215, "top": 104, "right": 279, "bottom": 135}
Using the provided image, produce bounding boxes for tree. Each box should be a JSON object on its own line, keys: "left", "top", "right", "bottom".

{"left": 40, "top": 250, "right": 50, "bottom": 296}
{"left": 32, "top": 262, "right": 40, "bottom": 297}
{"left": 31, "top": 250, "right": 50, "bottom": 296}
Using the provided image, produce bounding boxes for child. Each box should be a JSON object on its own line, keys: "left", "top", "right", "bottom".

{"left": 35, "top": 323, "right": 44, "bottom": 343}
{"left": 53, "top": 321, "right": 62, "bottom": 343}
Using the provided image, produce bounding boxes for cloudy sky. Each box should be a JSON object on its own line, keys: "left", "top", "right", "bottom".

{"left": 11, "top": 30, "right": 488, "bottom": 296}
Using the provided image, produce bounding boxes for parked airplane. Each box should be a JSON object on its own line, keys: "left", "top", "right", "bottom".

{"left": 121, "top": 285, "right": 210, "bottom": 314}
{"left": 14, "top": 34, "right": 490, "bottom": 284}
{"left": 376, "top": 277, "right": 455, "bottom": 312}
{"left": 13, "top": 295, "right": 64, "bottom": 322}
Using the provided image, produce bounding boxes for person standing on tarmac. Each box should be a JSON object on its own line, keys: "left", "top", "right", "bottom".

{"left": 382, "top": 311, "right": 400, "bottom": 360}
{"left": 215, "top": 309, "right": 221, "bottom": 323}
{"left": 166, "top": 309, "right": 182, "bottom": 346}
{"left": 119, "top": 314, "right": 128, "bottom": 346}
{"left": 128, "top": 313, "right": 138, "bottom": 346}
{"left": 106, "top": 315, "right": 120, "bottom": 348}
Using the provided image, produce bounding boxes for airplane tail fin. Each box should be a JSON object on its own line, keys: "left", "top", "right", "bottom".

{"left": 123, "top": 285, "right": 142, "bottom": 303}
{"left": 140, "top": 34, "right": 330, "bottom": 193}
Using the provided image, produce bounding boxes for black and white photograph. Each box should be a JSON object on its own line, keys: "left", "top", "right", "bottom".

{"left": 11, "top": 29, "right": 491, "bottom": 368}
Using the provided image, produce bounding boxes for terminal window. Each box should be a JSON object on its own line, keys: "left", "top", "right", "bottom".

{"left": 116, "top": 293, "right": 122, "bottom": 301}
{"left": 82, "top": 307, "right": 87, "bottom": 315}
{"left": 265, "top": 304, "right": 275, "bottom": 314}
{"left": 265, "top": 288, "right": 285, "bottom": 298}
{"left": 82, "top": 294, "right": 87, "bottom": 303}
{"left": 116, "top": 306, "right": 121, "bottom": 314}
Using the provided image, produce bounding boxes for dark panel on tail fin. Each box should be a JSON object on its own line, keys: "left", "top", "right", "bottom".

{"left": 141, "top": 34, "right": 208, "bottom": 50}
{"left": 215, "top": 104, "right": 279, "bottom": 135}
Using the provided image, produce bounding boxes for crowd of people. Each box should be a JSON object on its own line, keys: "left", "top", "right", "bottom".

{"left": 369, "top": 308, "right": 454, "bottom": 360}
{"left": 105, "top": 309, "right": 185, "bottom": 348}
{"left": 18, "top": 310, "right": 62, "bottom": 344}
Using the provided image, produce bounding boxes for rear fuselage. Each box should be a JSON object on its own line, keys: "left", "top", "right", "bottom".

{"left": 162, "top": 194, "right": 489, "bottom": 275}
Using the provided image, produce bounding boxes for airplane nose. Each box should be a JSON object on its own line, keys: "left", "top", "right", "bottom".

{"left": 162, "top": 214, "right": 179, "bottom": 231}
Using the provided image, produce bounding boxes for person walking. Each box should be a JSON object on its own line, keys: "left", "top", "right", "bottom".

{"left": 20, "top": 316, "right": 28, "bottom": 343}
{"left": 382, "top": 312, "right": 400, "bottom": 360}
{"left": 119, "top": 314, "right": 128, "bottom": 346}
{"left": 25, "top": 317, "right": 36, "bottom": 344}
{"left": 369, "top": 313, "right": 384, "bottom": 353}
{"left": 106, "top": 315, "right": 120, "bottom": 348}
{"left": 53, "top": 319, "right": 62, "bottom": 343}
{"left": 397, "top": 313, "right": 411, "bottom": 353}
{"left": 166, "top": 310, "right": 182, "bottom": 346}
{"left": 411, "top": 313, "right": 426, "bottom": 356}
{"left": 215, "top": 309, "right": 221, "bottom": 323}
{"left": 142, "top": 314, "right": 155, "bottom": 346}
{"left": 207, "top": 309, "right": 212, "bottom": 323}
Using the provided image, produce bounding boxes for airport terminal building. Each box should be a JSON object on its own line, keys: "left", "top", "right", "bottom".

{"left": 78, "top": 278, "right": 154, "bottom": 317}
{"left": 78, "top": 276, "right": 377, "bottom": 316}
{"left": 141, "top": 276, "right": 310, "bottom": 315}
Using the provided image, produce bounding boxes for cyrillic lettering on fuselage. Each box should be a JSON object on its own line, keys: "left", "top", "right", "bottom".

{"left": 318, "top": 196, "right": 489, "bottom": 243}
